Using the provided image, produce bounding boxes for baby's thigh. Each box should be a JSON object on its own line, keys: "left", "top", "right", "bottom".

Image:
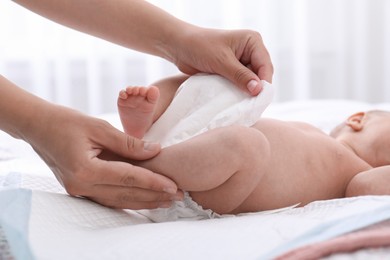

{"left": 190, "top": 126, "right": 270, "bottom": 214}
{"left": 222, "top": 124, "right": 269, "bottom": 154}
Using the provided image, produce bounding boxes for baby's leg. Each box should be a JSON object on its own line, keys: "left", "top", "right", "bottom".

{"left": 117, "top": 86, "right": 160, "bottom": 138}
{"left": 117, "top": 74, "right": 189, "bottom": 138}
{"left": 137, "top": 125, "right": 271, "bottom": 214}
{"left": 151, "top": 74, "right": 189, "bottom": 120}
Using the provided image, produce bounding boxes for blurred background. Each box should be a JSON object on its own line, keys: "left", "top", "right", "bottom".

{"left": 1, "top": 0, "right": 389, "bottom": 115}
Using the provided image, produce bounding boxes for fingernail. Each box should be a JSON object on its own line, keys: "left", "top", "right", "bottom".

{"left": 247, "top": 80, "right": 262, "bottom": 93}
{"left": 144, "top": 142, "right": 160, "bottom": 151}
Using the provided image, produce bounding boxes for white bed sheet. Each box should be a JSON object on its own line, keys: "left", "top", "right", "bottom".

{"left": 2, "top": 97, "right": 390, "bottom": 259}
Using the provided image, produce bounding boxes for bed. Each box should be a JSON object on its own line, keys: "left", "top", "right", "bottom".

{"left": 2, "top": 74, "right": 390, "bottom": 259}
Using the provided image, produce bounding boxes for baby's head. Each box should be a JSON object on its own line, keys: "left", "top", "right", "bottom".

{"left": 330, "top": 110, "right": 390, "bottom": 167}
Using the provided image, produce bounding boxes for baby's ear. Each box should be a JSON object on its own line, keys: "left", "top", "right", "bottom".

{"left": 346, "top": 112, "right": 366, "bottom": 131}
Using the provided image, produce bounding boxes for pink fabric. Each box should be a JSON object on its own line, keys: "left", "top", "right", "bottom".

{"left": 276, "top": 220, "right": 390, "bottom": 260}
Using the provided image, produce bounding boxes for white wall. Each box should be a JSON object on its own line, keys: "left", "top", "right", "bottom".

{"left": 1, "top": 0, "right": 389, "bottom": 115}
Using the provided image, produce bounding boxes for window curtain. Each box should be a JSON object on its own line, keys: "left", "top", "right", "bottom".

{"left": 1, "top": 0, "right": 389, "bottom": 115}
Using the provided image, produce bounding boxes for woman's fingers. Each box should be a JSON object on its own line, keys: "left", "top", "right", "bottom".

{"left": 92, "top": 119, "right": 161, "bottom": 160}
{"left": 92, "top": 158, "right": 178, "bottom": 194}
{"left": 86, "top": 185, "right": 183, "bottom": 210}
{"left": 69, "top": 158, "right": 183, "bottom": 209}
{"left": 172, "top": 28, "right": 274, "bottom": 96}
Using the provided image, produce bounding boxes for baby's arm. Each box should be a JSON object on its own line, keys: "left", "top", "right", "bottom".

{"left": 345, "top": 166, "right": 390, "bottom": 197}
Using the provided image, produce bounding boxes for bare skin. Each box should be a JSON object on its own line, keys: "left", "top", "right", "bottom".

{"left": 116, "top": 75, "right": 390, "bottom": 215}
{"left": 14, "top": 0, "right": 273, "bottom": 95}
{"left": 3, "top": 0, "right": 274, "bottom": 210}
{"left": 118, "top": 86, "right": 160, "bottom": 139}
{"left": 117, "top": 74, "right": 190, "bottom": 138}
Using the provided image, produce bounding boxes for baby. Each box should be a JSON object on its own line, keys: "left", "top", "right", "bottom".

{"left": 114, "top": 74, "right": 390, "bottom": 217}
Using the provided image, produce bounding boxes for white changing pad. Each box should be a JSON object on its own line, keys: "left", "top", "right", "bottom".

{"left": 2, "top": 184, "right": 390, "bottom": 260}
{"left": 2, "top": 75, "right": 390, "bottom": 259}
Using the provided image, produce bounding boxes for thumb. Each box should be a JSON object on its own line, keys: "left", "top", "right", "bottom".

{"left": 218, "top": 59, "right": 263, "bottom": 96}
{"left": 99, "top": 125, "right": 161, "bottom": 160}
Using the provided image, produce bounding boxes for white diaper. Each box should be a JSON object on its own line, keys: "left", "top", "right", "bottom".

{"left": 138, "top": 192, "right": 300, "bottom": 222}
{"left": 138, "top": 192, "right": 223, "bottom": 222}
{"left": 144, "top": 73, "right": 274, "bottom": 148}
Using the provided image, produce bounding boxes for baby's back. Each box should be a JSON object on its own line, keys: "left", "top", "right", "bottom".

{"left": 233, "top": 118, "right": 371, "bottom": 213}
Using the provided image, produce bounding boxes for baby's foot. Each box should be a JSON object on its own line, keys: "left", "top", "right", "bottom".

{"left": 117, "top": 86, "right": 160, "bottom": 138}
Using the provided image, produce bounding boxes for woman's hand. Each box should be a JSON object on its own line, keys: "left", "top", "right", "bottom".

{"left": 36, "top": 104, "right": 180, "bottom": 209}
{"left": 1, "top": 75, "right": 181, "bottom": 209}
{"left": 166, "top": 27, "right": 274, "bottom": 96}
{"left": 28, "top": 105, "right": 182, "bottom": 209}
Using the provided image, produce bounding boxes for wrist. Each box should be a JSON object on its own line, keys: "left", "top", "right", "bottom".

{"left": 156, "top": 22, "right": 199, "bottom": 64}
{"left": 0, "top": 79, "right": 64, "bottom": 148}
{"left": 0, "top": 76, "right": 51, "bottom": 142}
{"left": 12, "top": 95, "right": 59, "bottom": 147}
